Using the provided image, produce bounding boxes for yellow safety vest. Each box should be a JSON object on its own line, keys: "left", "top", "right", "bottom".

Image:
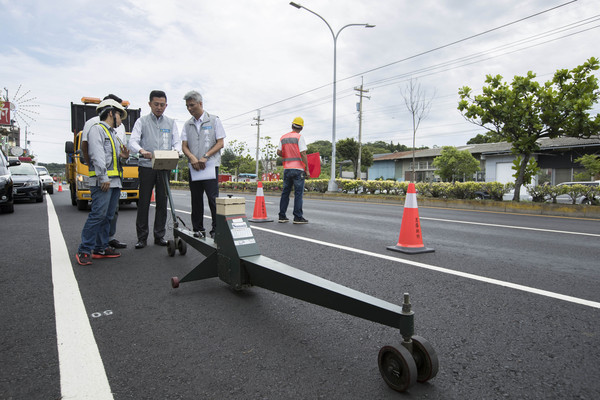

{"left": 89, "top": 124, "right": 121, "bottom": 178}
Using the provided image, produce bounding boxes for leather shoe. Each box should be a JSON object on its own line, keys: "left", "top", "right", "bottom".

{"left": 135, "top": 240, "right": 147, "bottom": 249}
{"left": 108, "top": 239, "right": 127, "bottom": 249}
{"left": 154, "top": 238, "right": 168, "bottom": 246}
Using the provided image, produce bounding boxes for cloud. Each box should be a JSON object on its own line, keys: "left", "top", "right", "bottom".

{"left": 1, "top": 0, "right": 598, "bottom": 163}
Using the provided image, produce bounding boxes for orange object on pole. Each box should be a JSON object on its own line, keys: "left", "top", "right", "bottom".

{"left": 151, "top": 190, "right": 155, "bottom": 203}
{"left": 387, "top": 182, "right": 434, "bottom": 254}
{"left": 248, "top": 181, "right": 273, "bottom": 223}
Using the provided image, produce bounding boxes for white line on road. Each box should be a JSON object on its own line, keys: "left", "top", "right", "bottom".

{"left": 421, "top": 217, "right": 600, "bottom": 237}
{"left": 47, "top": 196, "right": 113, "bottom": 399}
{"left": 167, "top": 204, "right": 600, "bottom": 308}
{"left": 247, "top": 224, "right": 600, "bottom": 309}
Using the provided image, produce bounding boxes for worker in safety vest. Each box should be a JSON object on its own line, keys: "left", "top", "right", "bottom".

{"left": 76, "top": 99, "right": 130, "bottom": 266}
{"left": 277, "top": 117, "right": 310, "bottom": 224}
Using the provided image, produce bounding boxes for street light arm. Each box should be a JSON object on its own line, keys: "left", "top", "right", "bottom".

{"left": 289, "top": 2, "right": 335, "bottom": 39}
{"left": 336, "top": 23, "right": 375, "bottom": 40}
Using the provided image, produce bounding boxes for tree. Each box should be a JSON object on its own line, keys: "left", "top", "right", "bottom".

{"left": 259, "top": 136, "right": 278, "bottom": 175}
{"left": 401, "top": 78, "right": 435, "bottom": 182}
{"left": 432, "top": 146, "right": 480, "bottom": 182}
{"left": 466, "top": 133, "right": 503, "bottom": 145}
{"left": 458, "top": 58, "right": 600, "bottom": 201}
{"left": 223, "top": 139, "right": 253, "bottom": 179}
{"left": 574, "top": 154, "right": 600, "bottom": 180}
{"left": 307, "top": 140, "right": 332, "bottom": 160}
{"left": 336, "top": 138, "right": 373, "bottom": 179}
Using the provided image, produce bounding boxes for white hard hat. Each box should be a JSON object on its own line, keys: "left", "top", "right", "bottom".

{"left": 97, "top": 99, "right": 127, "bottom": 120}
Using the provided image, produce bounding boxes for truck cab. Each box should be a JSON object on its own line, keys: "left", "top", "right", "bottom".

{"left": 65, "top": 97, "right": 141, "bottom": 210}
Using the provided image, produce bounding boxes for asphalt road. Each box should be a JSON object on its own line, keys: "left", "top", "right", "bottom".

{"left": 1, "top": 186, "right": 599, "bottom": 399}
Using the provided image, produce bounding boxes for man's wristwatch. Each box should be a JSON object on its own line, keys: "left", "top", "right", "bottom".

{"left": 203, "top": 153, "right": 208, "bottom": 159}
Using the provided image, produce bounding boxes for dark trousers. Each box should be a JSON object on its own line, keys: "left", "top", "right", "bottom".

{"left": 189, "top": 167, "right": 219, "bottom": 233}
{"left": 136, "top": 166, "right": 167, "bottom": 242}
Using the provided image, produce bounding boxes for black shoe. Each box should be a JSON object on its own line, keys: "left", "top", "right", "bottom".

{"left": 278, "top": 216, "right": 289, "bottom": 223}
{"left": 193, "top": 229, "right": 206, "bottom": 238}
{"left": 135, "top": 240, "right": 147, "bottom": 249}
{"left": 209, "top": 231, "right": 215, "bottom": 239}
{"left": 154, "top": 238, "right": 168, "bottom": 246}
{"left": 293, "top": 217, "right": 308, "bottom": 224}
{"left": 108, "top": 239, "right": 127, "bottom": 249}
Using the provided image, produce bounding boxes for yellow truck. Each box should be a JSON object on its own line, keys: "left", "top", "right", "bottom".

{"left": 65, "top": 97, "right": 141, "bottom": 210}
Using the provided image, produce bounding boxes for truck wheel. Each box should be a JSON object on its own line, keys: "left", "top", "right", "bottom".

{"left": 47, "top": 185, "right": 54, "bottom": 195}
{"left": 77, "top": 199, "right": 88, "bottom": 210}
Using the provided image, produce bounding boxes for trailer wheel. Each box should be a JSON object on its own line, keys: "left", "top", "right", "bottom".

{"left": 378, "top": 345, "right": 417, "bottom": 392}
{"left": 171, "top": 277, "right": 179, "bottom": 288}
{"left": 177, "top": 238, "right": 187, "bottom": 255}
{"left": 411, "top": 336, "right": 439, "bottom": 383}
{"left": 167, "top": 240, "right": 176, "bottom": 257}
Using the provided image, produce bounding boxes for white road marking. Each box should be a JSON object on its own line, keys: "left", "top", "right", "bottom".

{"left": 247, "top": 225, "right": 600, "bottom": 310}
{"left": 47, "top": 196, "right": 113, "bottom": 399}
{"left": 169, "top": 204, "right": 600, "bottom": 308}
{"left": 421, "top": 217, "right": 600, "bottom": 237}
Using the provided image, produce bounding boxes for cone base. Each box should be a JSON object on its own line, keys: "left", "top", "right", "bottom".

{"left": 248, "top": 218, "right": 274, "bottom": 223}
{"left": 386, "top": 245, "right": 435, "bottom": 254}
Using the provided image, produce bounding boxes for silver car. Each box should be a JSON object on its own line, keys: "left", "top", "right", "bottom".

{"left": 35, "top": 166, "right": 54, "bottom": 194}
{"left": 554, "top": 181, "right": 600, "bottom": 204}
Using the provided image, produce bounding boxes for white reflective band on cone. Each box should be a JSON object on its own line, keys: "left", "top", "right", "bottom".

{"left": 405, "top": 192, "right": 418, "bottom": 209}
{"left": 257, "top": 187, "right": 264, "bottom": 197}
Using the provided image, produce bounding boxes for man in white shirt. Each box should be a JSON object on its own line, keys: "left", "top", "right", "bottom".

{"left": 180, "top": 90, "right": 225, "bottom": 238}
{"left": 128, "top": 90, "right": 181, "bottom": 248}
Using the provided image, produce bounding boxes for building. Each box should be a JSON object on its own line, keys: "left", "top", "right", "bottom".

{"left": 368, "top": 137, "right": 600, "bottom": 185}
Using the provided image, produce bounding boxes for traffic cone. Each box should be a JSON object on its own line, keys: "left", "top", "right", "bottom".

{"left": 151, "top": 190, "right": 155, "bottom": 203}
{"left": 58, "top": 182, "right": 63, "bottom": 192}
{"left": 248, "top": 181, "right": 273, "bottom": 223}
{"left": 387, "top": 183, "right": 434, "bottom": 254}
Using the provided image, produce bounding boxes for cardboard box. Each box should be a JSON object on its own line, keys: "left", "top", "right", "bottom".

{"left": 152, "top": 150, "right": 179, "bottom": 170}
{"left": 216, "top": 197, "right": 246, "bottom": 216}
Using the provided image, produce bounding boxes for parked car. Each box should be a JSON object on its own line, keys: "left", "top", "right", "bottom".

{"left": 35, "top": 165, "right": 54, "bottom": 194}
{"left": 9, "top": 161, "right": 44, "bottom": 203}
{"left": 0, "top": 150, "right": 19, "bottom": 213}
{"left": 502, "top": 188, "right": 533, "bottom": 202}
{"left": 553, "top": 181, "right": 600, "bottom": 204}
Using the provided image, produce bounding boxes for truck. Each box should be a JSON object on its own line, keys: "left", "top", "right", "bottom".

{"left": 65, "top": 97, "right": 141, "bottom": 210}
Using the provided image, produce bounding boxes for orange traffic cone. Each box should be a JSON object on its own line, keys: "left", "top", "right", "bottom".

{"left": 151, "top": 190, "right": 155, "bottom": 203}
{"left": 387, "top": 183, "right": 434, "bottom": 254}
{"left": 58, "top": 182, "right": 63, "bottom": 192}
{"left": 248, "top": 181, "right": 273, "bottom": 223}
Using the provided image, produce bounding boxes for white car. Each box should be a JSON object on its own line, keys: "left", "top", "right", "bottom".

{"left": 553, "top": 181, "right": 600, "bottom": 204}
{"left": 502, "top": 188, "right": 533, "bottom": 202}
{"left": 35, "top": 166, "right": 54, "bottom": 194}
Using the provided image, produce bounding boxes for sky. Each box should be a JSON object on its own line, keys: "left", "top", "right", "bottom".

{"left": 1, "top": 0, "right": 599, "bottom": 164}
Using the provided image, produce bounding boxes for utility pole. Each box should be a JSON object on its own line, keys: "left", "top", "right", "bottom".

{"left": 354, "top": 77, "right": 370, "bottom": 180}
{"left": 252, "top": 110, "right": 264, "bottom": 179}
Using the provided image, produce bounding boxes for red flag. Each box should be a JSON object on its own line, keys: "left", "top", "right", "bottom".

{"left": 307, "top": 153, "right": 321, "bottom": 178}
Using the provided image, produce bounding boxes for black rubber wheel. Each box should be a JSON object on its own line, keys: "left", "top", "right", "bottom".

{"left": 177, "top": 238, "right": 187, "bottom": 255}
{"left": 171, "top": 277, "right": 180, "bottom": 288}
{"left": 167, "top": 240, "right": 176, "bottom": 257}
{"left": 411, "top": 336, "right": 439, "bottom": 383}
{"left": 378, "top": 345, "right": 417, "bottom": 392}
{"left": 76, "top": 199, "right": 88, "bottom": 210}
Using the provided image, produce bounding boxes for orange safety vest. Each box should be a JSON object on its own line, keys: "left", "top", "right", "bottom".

{"left": 280, "top": 131, "right": 305, "bottom": 170}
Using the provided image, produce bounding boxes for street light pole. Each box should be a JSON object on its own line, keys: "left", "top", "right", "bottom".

{"left": 289, "top": 2, "right": 374, "bottom": 192}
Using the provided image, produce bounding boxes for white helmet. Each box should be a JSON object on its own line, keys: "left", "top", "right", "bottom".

{"left": 97, "top": 99, "right": 127, "bottom": 120}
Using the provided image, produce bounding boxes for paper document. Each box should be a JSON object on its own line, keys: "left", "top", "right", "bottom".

{"left": 190, "top": 159, "right": 217, "bottom": 181}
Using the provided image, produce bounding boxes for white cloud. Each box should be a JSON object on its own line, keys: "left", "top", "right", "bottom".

{"left": 1, "top": 0, "right": 598, "bottom": 163}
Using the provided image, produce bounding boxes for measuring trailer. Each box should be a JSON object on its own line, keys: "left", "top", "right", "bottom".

{"left": 157, "top": 151, "right": 438, "bottom": 392}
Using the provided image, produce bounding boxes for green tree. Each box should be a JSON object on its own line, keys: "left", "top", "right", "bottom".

{"left": 336, "top": 138, "right": 373, "bottom": 179}
{"left": 223, "top": 139, "right": 253, "bottom": 179}
{"left": 458, "top": 58, "right": 600, "bottom": 201}
{"left": 466, "top": 133, "right": 503, "bottom": 145}
{"left": 259, "top": 136, "right": 278, "bottom": 175}
{"left": 307, "top": 140, "right": 332, "bottom": 160}
{"left": 432, "top": 146, "right": 480, "bottom": 182}
{"left": 574, "top": 154, "right": 600, "bottom": 180}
